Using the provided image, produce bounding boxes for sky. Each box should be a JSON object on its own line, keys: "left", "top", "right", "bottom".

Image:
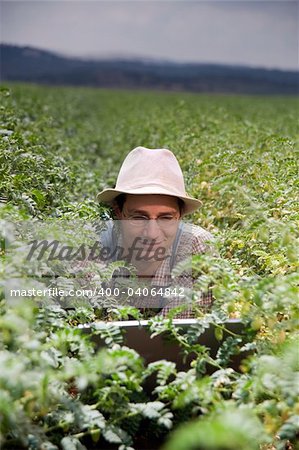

{"left": 1, "top": 0, "right": 298, "bottom": 70}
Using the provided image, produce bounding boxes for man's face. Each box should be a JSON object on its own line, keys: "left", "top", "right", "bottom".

{"left": 115, "top": 194, "right": 181, "bottom": 262}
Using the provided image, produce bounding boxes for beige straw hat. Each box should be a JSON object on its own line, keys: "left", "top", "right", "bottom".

{"left": 97, "top": 147, "right": 202, "bottom": 215}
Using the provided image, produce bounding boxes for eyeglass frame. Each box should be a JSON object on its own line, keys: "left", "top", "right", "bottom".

{"left": 121, "top": 211, "right": 181, "bottom": 228}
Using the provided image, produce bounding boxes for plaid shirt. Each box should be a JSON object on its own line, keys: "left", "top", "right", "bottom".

{"left": 77, "top": 223, "right": 214, "bottom": 318}
{"left": 108, "top": 223, "right": 214, "bottom": 318}
{"left": 150, "top": 224, "right": 213, "bottom": 318}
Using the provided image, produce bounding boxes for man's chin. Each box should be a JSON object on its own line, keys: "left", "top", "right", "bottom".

{"left": 138, "top": 247, "right": 163, "bottom": 256}
{"left": 134, "top": 244, "right": 167, "bottom": 259}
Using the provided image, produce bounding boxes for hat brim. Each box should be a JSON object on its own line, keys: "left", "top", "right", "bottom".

{"left": 96, "top": 187, "right": 202, "bottom": 216}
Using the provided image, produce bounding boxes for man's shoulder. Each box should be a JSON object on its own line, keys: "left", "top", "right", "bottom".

{"left": 179, "top": 223, "right": 214, "bottom": 254}
{"left": 190, "top": 224, "right": 213, "bottom": 240}
{"left": 180, "top": 223, "right": 214, "bottom": 242}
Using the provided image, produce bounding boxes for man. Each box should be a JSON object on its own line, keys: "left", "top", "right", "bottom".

{"left": 97, "top": 146, "right": 214, "bottom": 318}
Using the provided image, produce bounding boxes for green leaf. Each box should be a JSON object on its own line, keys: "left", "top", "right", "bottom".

{"left": 214, "top": 327, "right": 223, "bottom": 341}
{"left": 31, "top": 189, "right": 46, "bottom": 208}
{"left": 163, "top": 406, "right": 269, "bottom": 450}
{"left": 277, "top": 415, "right": 299, "bottom": 440}
{"left": 61, "top": 438, "right": 74, "bottom": 450}
{"left": 40, "top": 442, "right": 59, "bottom": 450}
{"left": 90, "top": 428, "right": 101, "bottom": 443}
{"left": 60, "top": 437, "right": 86, "bottom": 450}
{"left": 103, "top": 426, "right": 132, "bottom": 445}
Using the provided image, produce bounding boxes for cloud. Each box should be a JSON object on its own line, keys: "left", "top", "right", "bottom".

{"left": 1, "top": 0, "right": 298, "bottom": 69}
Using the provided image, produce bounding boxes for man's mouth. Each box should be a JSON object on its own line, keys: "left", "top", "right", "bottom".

{"left": 140, "top": 239, "right": 163, "bottom": 247}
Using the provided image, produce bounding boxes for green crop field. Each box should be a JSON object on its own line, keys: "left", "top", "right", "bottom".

{"left": 0, "top": 84, "right": 298, "bottom": 450}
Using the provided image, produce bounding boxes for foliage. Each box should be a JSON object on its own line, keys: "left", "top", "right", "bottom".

{"left": 0, "top": 84, "right": 298, "bottom": 449}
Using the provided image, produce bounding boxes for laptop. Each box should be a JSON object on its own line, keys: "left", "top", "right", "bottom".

{"left": 78, "top": 319, "right": 246, "bottom": 372}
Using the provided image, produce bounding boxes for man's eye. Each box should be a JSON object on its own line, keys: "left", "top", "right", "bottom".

{"left": 159, "top": 216, "right": 175, "bottom": 221}
{"left": 131, "top": 215, "right": 147, "bottom": 221}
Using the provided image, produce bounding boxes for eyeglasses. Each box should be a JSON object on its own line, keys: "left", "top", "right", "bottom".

{"left": 122, "top": 213, "right": 180, "bottom": 229}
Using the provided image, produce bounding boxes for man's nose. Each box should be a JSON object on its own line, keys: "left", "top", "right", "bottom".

{"left": 141, "top": 220, "right": 161, "bottom": 240}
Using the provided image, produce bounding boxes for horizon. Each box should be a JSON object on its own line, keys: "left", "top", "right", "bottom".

{"left": 2, "top": 42, "right": 298, "bottom": 73}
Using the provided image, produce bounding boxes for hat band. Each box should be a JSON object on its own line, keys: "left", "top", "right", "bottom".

{"left": 115, "top": 183, "right": 186, "bottom": 197}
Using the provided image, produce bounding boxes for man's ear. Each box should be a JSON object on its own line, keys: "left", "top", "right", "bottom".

{"left": 112, "top": 201, "right": 122, "bottom": 219}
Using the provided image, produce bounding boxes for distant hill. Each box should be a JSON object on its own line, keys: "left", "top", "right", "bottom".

{"left": 0, "top": 44, "right": 298, "bottom": 94}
